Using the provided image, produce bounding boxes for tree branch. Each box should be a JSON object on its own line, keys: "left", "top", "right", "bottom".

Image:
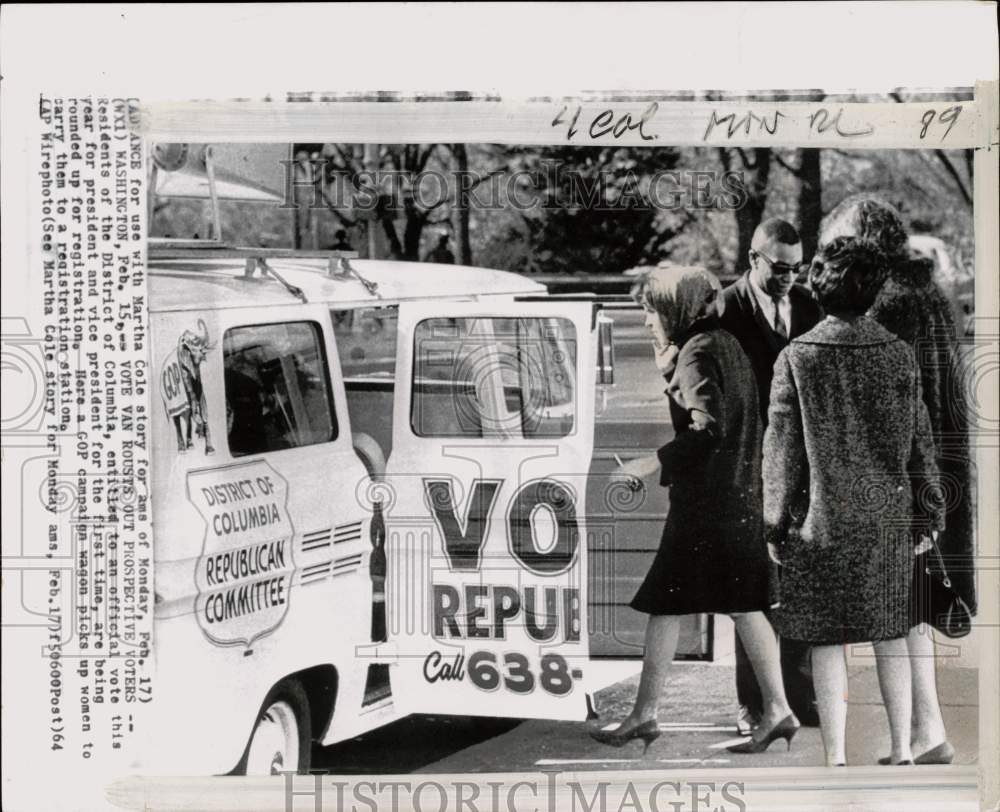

{"left": 423, "top": 196, "right": 451, "bottom": 213}
{"left": 379, "top": 215, "right": 404, "bottom": 258}
{"left": 332, "top": 144, "right": 362, "bottom": 176}
{"left": 417, "top": 145, "right": 438, "bottom": 173}
{"left": 415, "top": 167, "right": 506, "bottom": 217}
{"left": 933, "top": 149, "right": 973, "bottom": 207}
{"left": 403, "top": 145, "right": 419, "bottom": 173}
{"left": 466, "top": 167, "right": 505, "bottom": 191}
{"left": 772, "top": 151, "right": 803, "bottom": 177}
{"left": 317, "top": 185, "right": 357, "bottom": 228}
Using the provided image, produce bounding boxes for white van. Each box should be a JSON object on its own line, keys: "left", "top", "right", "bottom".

{"left": 145, "top": 246, "right": 613, "bottom": 775}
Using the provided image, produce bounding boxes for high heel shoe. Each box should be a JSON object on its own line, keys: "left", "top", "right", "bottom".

{"left": 589, "top": 719, "right": 661, "bottom": 753}
{"left": 726, "top": 714, "right": 800, "bottom": 754}
{"left": 915, "top": 741, "right": 955, "bottom": 765}
{"left": 878, "top": 740, "right": 954, "bottom": 766}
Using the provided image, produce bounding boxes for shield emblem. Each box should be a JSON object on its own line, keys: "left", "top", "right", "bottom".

{"left": 187, "top": 460, "right": 295, "bottom": 648}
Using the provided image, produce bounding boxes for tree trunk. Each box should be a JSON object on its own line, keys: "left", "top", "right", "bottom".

{"left": 401, "top": 203, "right": 424, "bottom": 260}
{"left": 451, "top": 143, "right": 473, "bottom": 265}
{"left": 363, "top": 143, "right": 381, "bottom": 258}
{"left": 796, "top": 148, "right": 822, "bottom": 262}
{"left": 724, "top": 147, "right": 771, "bottom": 272}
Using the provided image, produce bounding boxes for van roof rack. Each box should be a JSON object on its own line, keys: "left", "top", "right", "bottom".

{"left": 148, "top": 243, "right": 358, "bottom": 268}
{"left": 148, "top": 244, "right": 380, "bottom": 298}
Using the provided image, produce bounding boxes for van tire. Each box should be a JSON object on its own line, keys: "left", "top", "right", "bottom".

{"left": 237, "top": 679, "right": 312, "bottom": 775}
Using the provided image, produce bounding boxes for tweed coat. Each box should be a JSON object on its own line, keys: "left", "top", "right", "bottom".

{"left": 720, "top": 274, "right": 823, "bottom": 427}
{"left": 869, "top": 258, "right": 976, "bottom": 615}
{"left": 630, "top": 317, "right": 774, "bottom": 616}
{"left": 764, "top": 316, "right": 945, "bottom": 644}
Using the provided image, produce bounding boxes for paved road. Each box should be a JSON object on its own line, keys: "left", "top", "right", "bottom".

{"left": 312, "top": 663, "right": 978, "bottom": 774}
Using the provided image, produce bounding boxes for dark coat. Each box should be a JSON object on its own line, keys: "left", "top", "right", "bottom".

{"left": 720, "top": 274, "right": 823, "bottom": 426}
{"left": 763, "top": 316, "right": 945, "bottom": 644}
{"left": 630, "top": 318, "right": 773, "bottom": 615}
{"left": 869, "top": 258, "right": 977, "bottom": 615}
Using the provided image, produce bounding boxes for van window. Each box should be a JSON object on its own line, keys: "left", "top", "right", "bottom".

{"left": 412, "top": 317, "right": 576, "bottom": 438}
{"left": 332, "top": 308, "right": 398, "bottom": 381}
{"left": 332, "top": 307, "right": 399, "bottom": 474}
{"left": 223, "top": 321, "right": 338, "bottom": 456}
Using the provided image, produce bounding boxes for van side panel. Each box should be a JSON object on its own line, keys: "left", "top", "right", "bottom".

{"left": 146, "top": 305, "right": 379, "bottom": 773}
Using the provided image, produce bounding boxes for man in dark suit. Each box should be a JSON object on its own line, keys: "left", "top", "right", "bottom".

{"left": 720, "top": 218, "right": 823, "bottom": 733}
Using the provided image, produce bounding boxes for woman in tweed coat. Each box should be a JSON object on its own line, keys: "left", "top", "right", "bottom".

{"left": 764, "top": 238, "right": 944, "bottom": 766}
{"left": 820, "top": 195, "right": 974, "bottom": 765}
{"left": 592, "top": 265, "right": 797, "bottom": 755}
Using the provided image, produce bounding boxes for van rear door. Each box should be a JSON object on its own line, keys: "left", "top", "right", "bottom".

{"left": 382, "top": 301, "right": 597, "bottom": 720}
{"left": 149, "top": 305, "right": 374, "bottom": 770}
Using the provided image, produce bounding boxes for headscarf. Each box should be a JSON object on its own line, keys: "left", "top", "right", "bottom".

{"left": 631, "top": 264, "right": 724, "bottom": 342}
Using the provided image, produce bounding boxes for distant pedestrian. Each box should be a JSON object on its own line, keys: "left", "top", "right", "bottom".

{"left": 329, "top": 229, "right": 353, "bottom": 251}
{"left": 424, "top": 232, "right": 455, "bottom": 264}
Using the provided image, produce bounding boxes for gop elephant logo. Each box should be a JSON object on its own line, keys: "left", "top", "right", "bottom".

{"left": 161, "top": 318, "right": 215, "bottom": 454}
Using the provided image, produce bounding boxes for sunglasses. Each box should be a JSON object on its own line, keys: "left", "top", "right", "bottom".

{"left": 752, "top": 249, "right": 806, "bottom": 276}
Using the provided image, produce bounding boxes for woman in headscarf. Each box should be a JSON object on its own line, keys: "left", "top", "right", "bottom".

{"left": 591, "top": 265, "right": 797, "bottom": 754}
{"left": 819, "top": 195, "right": 974, "bottom": 765}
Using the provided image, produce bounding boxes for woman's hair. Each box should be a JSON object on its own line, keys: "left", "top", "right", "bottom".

{"left": 819, "top": 194, "right": 910, "bottom": 266}
{"left": 809, "top": 237, "right": 889, "bottom": 316}
{"left": 630, "top": 264, "right": 723, "bottom": 341}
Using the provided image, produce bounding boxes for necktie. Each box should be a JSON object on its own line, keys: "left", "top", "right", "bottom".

{"left": 772, "top": 296, "right": 788, "bottom": 340}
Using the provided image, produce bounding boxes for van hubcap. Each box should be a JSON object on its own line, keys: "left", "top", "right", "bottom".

{"left": 246, "top": 700, "right": 299, "bottom": 775}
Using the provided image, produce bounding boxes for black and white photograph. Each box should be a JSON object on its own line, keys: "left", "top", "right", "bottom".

{"left": 1, "top": 5, "right": 998, "bottom": 811}
{"left": 137, "top": 108, "right": 985, "bottom": 774}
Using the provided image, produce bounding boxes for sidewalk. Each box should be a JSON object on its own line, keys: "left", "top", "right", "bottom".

{"left": 417, "top": 663, "right": 978, "bottom": 773}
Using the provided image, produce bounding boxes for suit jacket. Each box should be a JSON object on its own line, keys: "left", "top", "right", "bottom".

{"left": 720, "top": 273, "right": 823, "bottom": 425}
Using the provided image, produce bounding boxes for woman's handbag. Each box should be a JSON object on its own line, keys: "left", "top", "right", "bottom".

{"left": 915, "top": 535, "right": 973, "bottom": 638}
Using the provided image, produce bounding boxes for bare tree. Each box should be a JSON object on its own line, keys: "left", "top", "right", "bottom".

{"left": 889, "top": 91, "right": 973, "bottom": 208}
{"left": 315, "top": 143, "right": 445, "bottom": 259}
{"left": 719, "top": 147, "right": 772, "bottom": 271}
{"left": 773, "top": 147, "right": 823, "bottom": 262}
{"left": 449, "top": 143, "right": 473, "bottom": 265}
